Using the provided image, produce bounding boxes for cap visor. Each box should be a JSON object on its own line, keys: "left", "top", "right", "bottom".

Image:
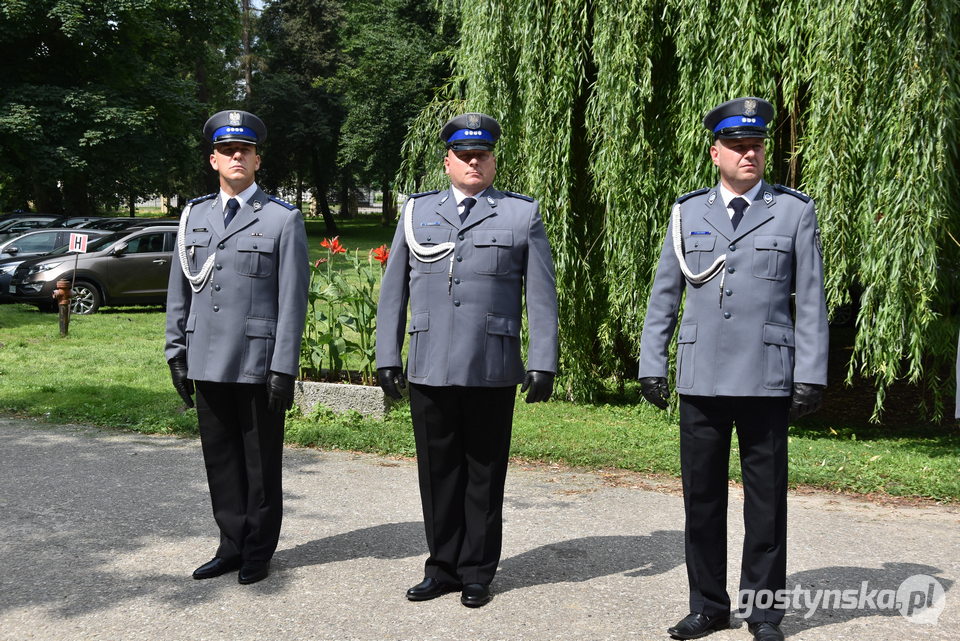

{"left": 715, "top": 128, "right": 769, "bottom": 140}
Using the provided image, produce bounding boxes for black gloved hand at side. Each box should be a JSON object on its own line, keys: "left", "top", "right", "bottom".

{"left": 639, "top": 376, "right": 670, "bottom": 410}
{"left": 789, "top": 382, "right": 825, "bottom": 421}
{"left": 521, "top": 370, "right": 555, "bottom": 403}
{"left": 266, "top": 371, "right": 295, "bottom": 414}
{"left": 168, "top": 356, "right": 194, "bottom": 408}
{"left": 377, "top": 367, "right": 407, "bottom": 400}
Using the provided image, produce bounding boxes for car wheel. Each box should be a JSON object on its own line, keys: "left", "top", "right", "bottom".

{"left": 70, "top": 280, "right": 101, "bottom": 315}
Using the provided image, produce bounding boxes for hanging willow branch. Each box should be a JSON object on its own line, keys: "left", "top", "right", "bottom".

{"left": 398, "top": 0, "right": 960, "bottom": 419}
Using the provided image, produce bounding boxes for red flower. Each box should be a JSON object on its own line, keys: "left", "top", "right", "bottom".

{"left": 371, "top": 244, "right": 389, "bottom": 266}
{"left": 321, "top": 236, "right": 346, "bottom": 254}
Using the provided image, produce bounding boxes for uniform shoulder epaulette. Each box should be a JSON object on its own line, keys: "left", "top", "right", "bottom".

{"left": 409, "top": 189, "right": 440, "bottom": 199}
{"left": 676, "top": 187, "right": 710, "bottom": 204}
{"left": 502, "top": 190, "right": 534, "bottom": 202}
{"left": 188, "top": 193, "right": 216, "bottom": 205}
{"left": 268, "top": 195, "right": 297, "bottom": 210}
{"left": 773, "top": 184, "right": 811, "bottom": 203}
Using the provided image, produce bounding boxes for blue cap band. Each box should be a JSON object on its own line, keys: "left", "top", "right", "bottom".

{"left": 713, "top": 115, "right": 766, "bottom": 132}
{"left": 446, "top": 128, "right": 495, "bottom": 143}
{"left": 212, "top": 125, "right": 259, "bottom": 142}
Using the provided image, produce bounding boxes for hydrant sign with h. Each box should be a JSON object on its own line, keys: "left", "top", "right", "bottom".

{"left": 69, "top": 233, "right": 89, "bottom": 253}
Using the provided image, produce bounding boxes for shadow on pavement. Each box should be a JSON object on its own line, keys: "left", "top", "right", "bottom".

{"left": 497, "top": 529, "right": 684, "bottom": 592}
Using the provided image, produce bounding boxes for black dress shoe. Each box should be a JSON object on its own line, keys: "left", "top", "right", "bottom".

{"left": 406, "top": 577, "right": 459, "bottom": 601}
{"left": 238, "top": 560, "right": 270, "bottom": 585}
{"left": 667, "top": 612, "right": 730, "bottom": 639}
{"left": 748, "top": 622, "right": 784, "bottom": 641}
{"left": 460, "top": 583, "right": 492, "bottom": 608}
{"left": 192, "top": 556, "right": 241, "bottom": 580}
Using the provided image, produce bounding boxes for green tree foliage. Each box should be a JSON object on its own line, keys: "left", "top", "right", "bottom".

{"left": 0, "top": 0, "right": 241, "bottom": 214}
{"left": 335, "top": 0, "right": 451, "bottom": 224}
{"left": 399, "top": 0, "right": 960, "bottom": 419}
{"left": 249, "top": 0, "right": 344, "bottom": 232}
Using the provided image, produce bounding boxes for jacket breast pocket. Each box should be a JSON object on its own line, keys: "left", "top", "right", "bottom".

{"left": 184, "top": 232, "right": 211, "bottom": 270}
{"left": 407, "top": 311, "right": 430, "bottom": 378}
{"left": 241, "top": 316, "right": 277, "bottom": 379}
{"left": 762, "top": 322, "right": 795, "bottom": 390}
{"left": 683, "top": 236, "right": 717, "bottom": 273}
{"left": 236, "top": 236, "right": 276, "bottom": 277}
{"left": 752, "top": 235, "right": 793, "bottom": 281}
{"left": 411, "top": 228, "right": 454, "bottom": 274}
{"left": 483, "top": 313, "right": 522, "bottom": 381}
{"left": 472, "top": 229, "right": 514, "bottom": 275}
{"left": 675, "top": 323, "right": 697, "bottom": 389}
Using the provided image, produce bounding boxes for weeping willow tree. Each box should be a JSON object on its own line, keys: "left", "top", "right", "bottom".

{"left": 398, "top": 0, "right": 960, "bottom": 420}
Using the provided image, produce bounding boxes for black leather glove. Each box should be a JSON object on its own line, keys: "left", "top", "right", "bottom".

{"left": 639, "top": 376, "right": 670, "bottom": 410}
{"left": 521, "top": 370, "right": 554, "bottom": 403}
{"left": 377, "top": 367, "right": 407, "bottom": 400}
{"left": 789, "top": 382, "right": 825, "bottom": 421}
{"left": 266, "top": 371, "right": 295, "bottom": 414}
{"left": 168, "top": 356, "right": 194, "bottom": 408}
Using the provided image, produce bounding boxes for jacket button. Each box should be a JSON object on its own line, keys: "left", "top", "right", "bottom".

{"left": 453, "top": 300, "right": 461, "bottom": 306}
{"left": 491, "top": 237, "right": 497, "bottom": 242}
{"left": 773, "top": 240, "right": 778, "bottom": 247}
{"left": 458, "top": 234, "right": 464, "bottom": 240}
{"left": 727, "top": 266, "right": 735, "bottom": 273}
{"left": 725, "top": 289, "right": 732, "bottom": 296}
{"left": 214, "top": 284, "right": 221, "bottom": 291}
{"left": 454, "top": 278, "right": 461, "bottom": 285}
{"left": 213, "top": 305, "right": 220, "bottom": 312}
{"left": 729, "top": 244, "right": 737, "bottom": 251}
{"left": 217, "top": 243, "right": 224, "bottom": 250}
{"left": 426, "top": 236, "right": 432, "bottom": 242}
{"left": 694, "top": 242, "right": 699, "bottom": 248}
{"left": 783, "top": 334, "right": 788, "bottom": 342}
{"left": 723, "top": 312, "right": 731, "bottom": 319}
{"left": 215, "top": 263, "right": 222, "bottom": 270}
{"left": 456, "top": 255, "right": 462, "bottom": 262}
{"left": 253, "top": 244, "right": 258, "bottom": 249}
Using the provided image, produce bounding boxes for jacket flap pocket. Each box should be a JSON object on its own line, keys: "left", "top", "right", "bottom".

{"left": 677, "top": 323, "right": 697, "bottom": 344}
{"left": 486, "top": 314, "right": 520, "bottom": 337}
{"left": 185, "top": 314, "right": 197, "bottom": 331}
{"left": 408, "top": 311, "right": 429, "bottom": 333}
{"left": 413, "top": 227, "right": 452, "bottom": 246}
{"left": 185, "top": 232, "right": 211, "bottom": 248}
{"left": 684, "top": 236, "right": 716, "bottom": 252}
{"left": 245, "top": 317, "right": 277, "bottom": 338}
{"left": 762, "top": 322, "right": 795, "bottom": 347}
{"left": 473, "top": 229, "right": 514, "bottom": 248}
{"left": 754, "top": 235, "right": 792, "bottom": 252}
{"left": 237, "top": 236, "right": 275, "bottom": 253}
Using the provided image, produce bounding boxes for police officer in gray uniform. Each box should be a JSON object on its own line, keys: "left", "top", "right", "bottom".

{"left": 376, "top": 113, "right": 558, "bottom": 608}
{"left": 165, "top": 110, "right": 309, "bottom": 585}
{"left": 638, "top": 98, "right": 829, "bottom": 641}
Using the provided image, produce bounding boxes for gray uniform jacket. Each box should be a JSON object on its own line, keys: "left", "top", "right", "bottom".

{"left": 376, "top": 187, "right": 559, "bottom": 387}
{"left": 165, "top": 189, "right": 309, "bottom": 383}
{"left": 639, "top": 180, "right": 828, "bottom": 397}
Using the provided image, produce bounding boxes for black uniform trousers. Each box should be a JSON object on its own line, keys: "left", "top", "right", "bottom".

{"left": 195, "top": 381, "right": 285, "bottom": 563}
{"left": 408, "top": 383, "right": 516, "bottom": 587}
{"left": 678, "top": 395, "right": 790, "bottom": 624}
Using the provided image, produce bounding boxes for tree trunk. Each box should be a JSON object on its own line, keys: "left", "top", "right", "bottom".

{"left": 381, "top": 178, "right": 394, "bottom": 226}
{"left": 310, "top": 148, "right": 338, "bottom": 234}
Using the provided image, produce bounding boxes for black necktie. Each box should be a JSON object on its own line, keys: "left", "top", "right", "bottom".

{"left": 224, "top": 197, "right": 240, "bottom": 227}
{"left": 729, "top": 197, "right": 748, "bottom": 230}
{"left": 459, "top": 197, "right": 476, "bottom": 223}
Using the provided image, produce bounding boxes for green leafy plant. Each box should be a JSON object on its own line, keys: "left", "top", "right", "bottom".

{"left": 300, "top": 236, "right": 390, "bottom": 385}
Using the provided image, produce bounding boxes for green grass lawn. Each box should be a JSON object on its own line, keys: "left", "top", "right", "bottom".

{"left": 0, "top": 215, "right": 957, "bottom": 502}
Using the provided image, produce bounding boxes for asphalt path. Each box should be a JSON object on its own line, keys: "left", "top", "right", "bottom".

{"left": 0, "top": 417, "right": 957, "bottom": 641}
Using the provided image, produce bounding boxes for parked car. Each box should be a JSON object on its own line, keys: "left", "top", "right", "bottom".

{"left": 82, "top": 217, "right": 179, "bottom": 231}
{"left": 60, "top": 216, "right": 109, "bottom": 228}
{"left": 0, "top": 229, "right": 110, "bottom": 301}
{"left": 9, "top": 226, "right": 178, "bottom": 314}
{"left": 0, "top": 216, "right": 67, "bottom": 242}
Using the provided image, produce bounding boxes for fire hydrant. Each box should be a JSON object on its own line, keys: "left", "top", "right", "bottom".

{"left": 53, "top": 278, "right": 72, "bottom": 337}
